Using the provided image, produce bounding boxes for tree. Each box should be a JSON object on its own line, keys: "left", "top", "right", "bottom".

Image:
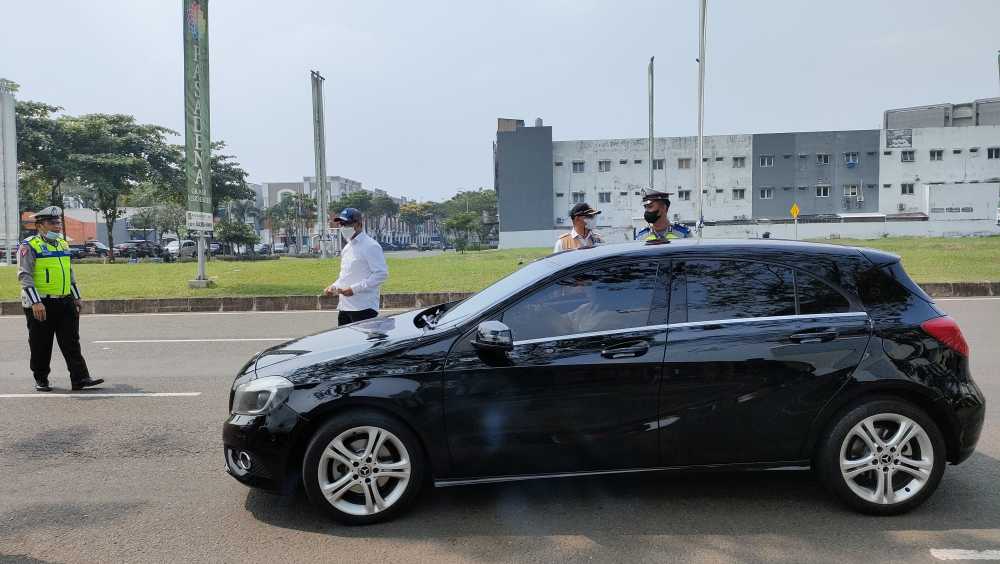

{"left": 207, "top": 142, "right": 253, "bottom": 208}
{"left": 330, "top": 190, "right": 372, "bottom": 215}
{"left": 66, "top": 113, "right": 178, "bottom": 261}
{"left": 15, "top": 101, "right": 79, "bottom": 207}
{"left": 215, "top": 218, "right": 259, "bottom": 255}
{"left": 129, "top": 207, "right": 158, "bottom": 241}
{"left": 267, "top": 193, "right": 315, "bottom": 254}
{"left": 443, "top": 212, "right": 479, "bottom": 253}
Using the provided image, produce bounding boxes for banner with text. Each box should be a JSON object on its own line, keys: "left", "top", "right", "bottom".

{"left": 183, "top": 0, "right": 212, "bottom": 233}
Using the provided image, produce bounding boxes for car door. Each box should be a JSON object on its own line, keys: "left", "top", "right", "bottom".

{"left": 660, "top": 259, "right": 871, "bottom": 466}
{"left": 442, "top": 260, "right": 669, "bottom": 478}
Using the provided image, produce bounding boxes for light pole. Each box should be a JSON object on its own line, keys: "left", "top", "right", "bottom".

{"left": 310, "top": 70, "right": 330, "bottom": 258}
{"left": 696, "top": 0, "right": 707, "bottom": 239}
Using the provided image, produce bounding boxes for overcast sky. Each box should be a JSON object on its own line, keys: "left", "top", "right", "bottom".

{"left": 3, "top": 0, "right": 999, "bottom": 202}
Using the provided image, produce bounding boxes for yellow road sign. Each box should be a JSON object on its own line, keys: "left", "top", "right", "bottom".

{"left": 790, "top": 202, "right": 800, "bottom": 219}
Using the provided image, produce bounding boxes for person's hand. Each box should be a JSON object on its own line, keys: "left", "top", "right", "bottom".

{"left": 74, "top": 299, "right": 83, "bottom": 314}
{"left": 323, "top": 285, "right": 337, "bottom": 297}
{"left": 31, "top": 302, "right": 46, "bottom": 322}
{"left": 340, "top": 287, "right": 354, "bottom": 297}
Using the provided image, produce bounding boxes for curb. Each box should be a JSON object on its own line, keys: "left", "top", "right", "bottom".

{"left": 0, "top": 292, "right": 476, "bottom": 316}
{"left": 1, "top": 284, "right": 997, "bottom": 316}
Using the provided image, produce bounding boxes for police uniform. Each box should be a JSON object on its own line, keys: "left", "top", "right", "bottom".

{"left": 18, "top": 206, "right": 103, "bottom": 392}
{"left": 554, "top": 202, "right": 604, "bottom": 252}
{"left": 635, "top": 190, "right": 692, "bottom": 242}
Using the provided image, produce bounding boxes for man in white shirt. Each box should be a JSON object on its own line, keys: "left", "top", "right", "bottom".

{"left": 324, "top": 208, "right": 389, "bottom": 326}
{"left": 553, "top": 202, "right": 603, "bottom": 253}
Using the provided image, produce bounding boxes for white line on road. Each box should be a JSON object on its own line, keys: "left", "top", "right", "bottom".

{"left": 93, "top": 338, "right": 291, "bottom": 343}
{"left": 1, "top": 309, "right": 408, "bottom": 320}
{"left": 0, "top": 392, "right": 202, "bottom": 399}
{"left": 936, "top": 297, "right": 1000, "bottom": 302}
{"left": 930, "top": 548, "right": 1000, "bottom": 560}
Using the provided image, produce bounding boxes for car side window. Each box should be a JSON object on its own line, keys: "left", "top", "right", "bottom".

{"left": 502, "top": 262, "right": 660, "bottom": 341}
{"left": 796, "top": 271, "right": 850, "bottom": 314}
{"left": 684, "top": 260, "right": 796, "bottom": 322}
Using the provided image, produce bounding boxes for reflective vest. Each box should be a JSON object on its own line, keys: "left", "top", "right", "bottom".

{"left": 27, "top": 236, "right": 72, "bottom": 296}
{"left": 635, "top": 223, "right": 691, "bottom": 241}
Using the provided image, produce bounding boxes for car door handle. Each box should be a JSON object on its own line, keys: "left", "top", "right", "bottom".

{"left": 789, "top": 331, "right": 839, "bottom": 344}
{"left": 601, "top": 342, "right": 650, "bottom": 359}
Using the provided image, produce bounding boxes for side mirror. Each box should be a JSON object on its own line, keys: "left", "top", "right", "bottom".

{"left": 471, "top": 320, "right": 514, "bottom": 352}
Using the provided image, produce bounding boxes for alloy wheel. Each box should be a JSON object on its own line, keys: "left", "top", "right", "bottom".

{"left": 316, "top": 426, "right": 412, "bottom": 516}
{"left": 839, "top": 413, "right": 934, "bottom": 505}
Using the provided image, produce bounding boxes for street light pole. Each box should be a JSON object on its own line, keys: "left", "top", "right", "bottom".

{"left": 696, "top": 0, "right": 707, "bottom": 239}
{"left": 648, "top": 57, "right": 654, "bottom": 192}
{"left": 310, "top": 70, "right": 330, "bottom": 258}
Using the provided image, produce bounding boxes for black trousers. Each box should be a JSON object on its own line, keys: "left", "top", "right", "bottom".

{"left": 24, "top": 297, "right": 91, "bottom": 385}
{"left": 338, "top": 308, "right": 378, "bottom": 326}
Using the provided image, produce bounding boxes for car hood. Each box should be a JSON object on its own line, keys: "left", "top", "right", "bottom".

{"left": 251, "top": 309, "right": 430, "bottom": 376}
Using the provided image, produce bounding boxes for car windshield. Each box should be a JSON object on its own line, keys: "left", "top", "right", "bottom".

{"left": 435, "top": 258, "right": 559, "bottom": 328}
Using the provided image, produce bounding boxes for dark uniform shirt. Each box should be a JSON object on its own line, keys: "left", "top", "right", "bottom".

{"left": 635, "top": 223, "right": 692, "bottom": 241}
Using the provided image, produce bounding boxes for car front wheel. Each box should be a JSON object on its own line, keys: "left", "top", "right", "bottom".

{"left": 302, "top": 411, "right": 425, "bottom": 525}
{"left": 817, "top": 398, "right": 946, "bottom": 515}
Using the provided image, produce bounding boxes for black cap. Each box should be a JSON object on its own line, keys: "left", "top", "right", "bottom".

{"left": 641, "top": 190, "right": 672, "bottom": 206}
{"left": 333, "top": 207, "right": 363, "bottom": 224}
{"left": 569, "top": 202, "right": 601, "bottom": 218}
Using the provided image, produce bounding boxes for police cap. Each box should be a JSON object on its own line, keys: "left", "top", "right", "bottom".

{"left": 568, "top": 202, "right": 601, "bottom": 218}
{"left": 641, "top": 190, "right": 672, "bottom": 207}
{"left": 33, "top": 206, "right": 63, "bottom": 222}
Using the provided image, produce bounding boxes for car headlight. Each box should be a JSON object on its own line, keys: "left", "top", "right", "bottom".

{"left": 231, "top": 375, "right": 293, "bottom": 416}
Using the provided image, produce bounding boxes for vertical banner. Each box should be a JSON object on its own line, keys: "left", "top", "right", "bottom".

{"left": 0, "top": 80, "right": 19, "bottom": 260}
{"left": 183, "top": 0, "right": 213, "bottom": 233}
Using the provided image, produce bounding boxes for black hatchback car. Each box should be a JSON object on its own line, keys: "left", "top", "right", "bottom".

{"left": 223, "top": 240, "right": 984, "bottom": 524}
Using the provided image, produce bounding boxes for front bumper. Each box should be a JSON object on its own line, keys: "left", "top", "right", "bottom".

{"left": 222, "top": 404, "right": 307, "bottom": 492}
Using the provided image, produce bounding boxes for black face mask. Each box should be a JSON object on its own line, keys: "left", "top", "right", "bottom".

{"left": 643, "top": 210, "right": 660, "bottom": 224}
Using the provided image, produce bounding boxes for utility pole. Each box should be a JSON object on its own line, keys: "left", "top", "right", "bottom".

{"left": 695, "top": 0, "right": 708, "bottom": 239}
{"left": 648, "top": 57, "right": 655, "bottom": 191}
{"left": 310, "top": 70, "right": 330, "bottom": 258}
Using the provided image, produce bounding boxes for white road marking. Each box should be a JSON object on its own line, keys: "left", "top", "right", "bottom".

{"left": 93, "top": 338, "right": 292, "bottom": 343}
{"left": 0, "top": 392, "right": 202, "bottom": 399}
{"left": 930, "top": 548, "right": 1000, "bottom": 560}
{"left": 935, "top": 297, "right": 1000, "bottom": 302}
{"left": 0, "top": 309, "right": 408, "bottom": 320}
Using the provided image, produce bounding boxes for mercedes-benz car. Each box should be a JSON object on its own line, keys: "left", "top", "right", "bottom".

{"left": 223, "top": 239, "right": 985, "bottom": 524}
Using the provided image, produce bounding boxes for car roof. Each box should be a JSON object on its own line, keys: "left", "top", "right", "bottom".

{"left": 544, "top": 238, "right": 872, "bottom": 268}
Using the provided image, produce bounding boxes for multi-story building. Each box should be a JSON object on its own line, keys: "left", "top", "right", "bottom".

{"left": 303, "top": 175, "right": 364, "bottom": 202}
{"left": 752, "top": 130, "right": 881, "bottom": 218}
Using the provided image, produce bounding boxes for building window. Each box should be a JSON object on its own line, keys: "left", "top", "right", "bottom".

{"left": 783, "top": 154, "right": 793, "bottom": 159}
{"left": 732, "top": 157, "right": 746, "bottom": 168}
{"left": 619, "top": 159, "right": 628, "bottom": 165}
{"left": 678, "top": 158, "right": 691, "bottom": 169}
{"left": 759, "top": 187, "right": 774, "bottom": 199}
{"left": 678, "top": 190, "right": 692, "bottom": 201}
{"left": 901, "top": 183, "right": 914, "bottom": 195}
{"left": 989, "top": 147, "right": 1000, "bottom": 159}
{"left": 883, "top": 184, "right": 892, "bottom": 189}
{"left": 901, "top": 151, "right": 915, "bottom": 162}
{"left": 572, "top": 161, "right": 585, "bottom": 173}
{"left": 555, "top": 193, "right": 565, "bottom": 198}
{"left": 619, "top": 191, "right": 628, "bottom": 196}
{"left": 759, "top": 156, "right": 774, "bottom": 167}
{"left": 554, "top": 161, "right": 563, "bottom": 167}
{"left": 816, "top": 153, "right": 830, "bottom": 165}
{"left": 843, "top": 152, "right": 859, "bottom": 166}
{"left": 598, "top": 160, "right": 611, "bottom": 172}
{"left": 843, "top": 184, "right": 859, "bottom": 197}
{"left": 970, "top": 147, "right": 979, "bottom": 154}
{"left": 572, "top": 192, "right": 586, "bottom": 203}
{"left": 653, "top": 159, "right": 665, "bottom": 170}
{"left": 634, "top": 159, "right": 642, "bottom": 165}
{"left": 866, "top": 184, "right": 877, "bottom": 190}
{"left": 798, "top": 185, "right": 808, "bottom": 191}
{"left": 866, "top": 151, "right": 876, "bottom": 156}
{"left": 732, "top": 188, "right": 746, "bottom": 200}
{"left": 816, "top": 185, "right": 830, "bottom": 198}
{"left": 715, "top": 157, "right": 724, "bottom": 162}
{"left": 883, "top": 151, "right": 892, "bottom": 156}
{"left": 961, "top": 206, "right": 974, "bottom": 212}
{"left": 930, "top": 149, "right": 943, "bottom": 161}
{"left": 953, "top": 149, "right": 962, "bottom": 155}
{"left": 598, "top": 191, "right": 611, "bottom": 203}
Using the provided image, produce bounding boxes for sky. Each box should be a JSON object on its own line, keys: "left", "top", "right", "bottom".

{"left": 2, "top": 0, "right": 999, "bottom": 203}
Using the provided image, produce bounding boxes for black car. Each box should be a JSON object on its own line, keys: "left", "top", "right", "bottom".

{"left": 223, "top": 239, "right": 985, "bottom": 524}
{"left": 115, "top": 240, "right": 162, "bottom": 258}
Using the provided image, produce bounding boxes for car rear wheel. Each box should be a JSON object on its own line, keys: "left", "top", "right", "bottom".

{"left": 817, "top": 398, "right": 946, "bottom": 515}
{"left": 302, "top": 411, "right": 425, "bottom": 525}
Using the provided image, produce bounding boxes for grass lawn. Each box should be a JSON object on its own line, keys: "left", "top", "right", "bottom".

{"left": 1, "top": 237, "right": 997, "bottom": 300}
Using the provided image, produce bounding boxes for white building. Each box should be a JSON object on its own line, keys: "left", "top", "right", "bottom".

{"left": 303, "top": 175, "right": 364, "bottom": 201}
{"left": 551, "top": 135, "right": 753, "bottom": 237}
{"left": 878, "top": 126, "right": 1000, "bottom": 215}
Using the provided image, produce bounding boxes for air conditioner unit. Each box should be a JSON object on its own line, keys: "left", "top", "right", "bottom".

{"left": 857, "top": 194, "right": 864, "bottom": 203}
{"left": 556, "top": 217, "right": 564, "bottom": 224}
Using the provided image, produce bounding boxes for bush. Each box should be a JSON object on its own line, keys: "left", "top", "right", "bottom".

{"left": 215, "top": 254, "right": 280, "bottom": 262}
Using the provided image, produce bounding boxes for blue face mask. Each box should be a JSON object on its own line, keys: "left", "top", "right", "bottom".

{"left": 43, "top": 231, "right": 63, "bottom": 243}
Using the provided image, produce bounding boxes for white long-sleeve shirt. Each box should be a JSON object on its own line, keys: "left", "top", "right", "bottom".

{"left": 331, "top": 232, "right": 388, "bottom": 312}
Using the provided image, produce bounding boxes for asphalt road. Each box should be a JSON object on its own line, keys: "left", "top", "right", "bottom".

{"left": 0, "top": 300, "right": 998, "bottom": 564}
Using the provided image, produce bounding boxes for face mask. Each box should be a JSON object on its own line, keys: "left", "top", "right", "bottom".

{"left": 643, "top": 210, "right": 661, "bottom": 224}
{"left": 43, "top": 231, "right": 63, "bottom": 243}
{"left": 583, "top": 216, "right": 596, "bottom": 230}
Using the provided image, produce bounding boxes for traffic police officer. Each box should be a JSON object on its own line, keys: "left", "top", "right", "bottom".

{"left": 553, "top": 202, "right": 603, "bottom": 252}
{"left": 635, "top": 190, "right": 691, "bottom": 241}
{"left": 18, "top": 206, "right": 104, "bottom": 392}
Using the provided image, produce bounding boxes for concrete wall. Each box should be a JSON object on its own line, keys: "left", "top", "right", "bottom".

{"left": 551, "top": 135, "right": 753, "bottom": 229}
{"left": 752, "top": 130, "right": 880, "bottom": 218}
{"left": 496, "top": 124, "right": 553, "bottom": 233}
{"left": 702, "top": 218, "right": 1000, "bottom": 240}
{"left": 878, "top": 126, "right": 1000, "bottom": 214}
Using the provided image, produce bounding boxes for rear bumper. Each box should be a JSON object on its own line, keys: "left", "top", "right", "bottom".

{"left": 222, "top": 405, "right": 306, "bottom": 492}
{"left": 950, "top": 379, "right": 986, "bottom": 465}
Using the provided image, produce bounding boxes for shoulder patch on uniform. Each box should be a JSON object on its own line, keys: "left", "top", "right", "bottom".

{"left": 19, "top": 245, "right": 28, "bottom": 257}
{"left": 558, "top": 232, "right": 572, "bottom": 239}
{"left": 676, "top": 224, "right": 691, "bottom": 234}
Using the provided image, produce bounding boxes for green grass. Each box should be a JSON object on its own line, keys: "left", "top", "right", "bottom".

{"left": 817, "top": 236, "right": 1000, "bottom": 283}
{"left": 0, "top": 249, "right": 552, "bottom": 300}
{"left": 2, "top": 237, "right": 998, "bottom": 300}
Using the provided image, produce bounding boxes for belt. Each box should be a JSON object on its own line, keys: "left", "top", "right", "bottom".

{"left": 41, "top": 294, "right": 72, "bottom": 300}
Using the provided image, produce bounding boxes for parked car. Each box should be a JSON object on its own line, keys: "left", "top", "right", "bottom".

{"left": 68, "top": 245, "right": 88, "bottom": 259}
{"left": 253, "top": 243, "right": 272, "bottom": 255}
{"left": 223, "top": 239, "right": 984, "bottom": 524}
{"left": 84, "top": 241, "right": 112, "bottom": 257}
{"left": 169, "top": 239, "right": 198, "bottom": 258}
{"left": 115, "top": 240, "right": 162, "bottom": 258}
{"left": 272, "top": 243, "right": 288, "bottom": 254}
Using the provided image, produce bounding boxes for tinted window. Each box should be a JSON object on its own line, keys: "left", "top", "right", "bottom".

{"left": 685, "top": 260, "right": 795, "bottom": 322}
{"left": 436, "top": 259, "right": 559, "bottom": 327}
{"left": 503, "top": 263, "right": 659, "bottom": 341}
{"left": 797, "top": 272, "right": 850, "bottom": 314}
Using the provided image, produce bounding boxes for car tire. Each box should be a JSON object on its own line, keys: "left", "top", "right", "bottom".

{"left": 302, "top": 410, "right": 426, "bottom": 525}
{"left": 816, "top": 398, "right": 946, "bottom": 515}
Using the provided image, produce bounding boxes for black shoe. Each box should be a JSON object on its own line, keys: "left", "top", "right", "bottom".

{"left": 71, "top": 378, "right": 105, "bottom": 391}
{"left": 35, "top": 382, "right": 52, "bottom": 392}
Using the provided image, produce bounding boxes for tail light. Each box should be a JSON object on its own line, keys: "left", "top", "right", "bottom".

{"left": 920, "top": 316, "right": 969, "bottom": 357}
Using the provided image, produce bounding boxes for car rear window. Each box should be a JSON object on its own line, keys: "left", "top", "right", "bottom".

{"left": 796, "top": 272, "right": 851, "bottom": 314}
{"left": 685, "top": 260, "right": 796, "bottom": 322}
